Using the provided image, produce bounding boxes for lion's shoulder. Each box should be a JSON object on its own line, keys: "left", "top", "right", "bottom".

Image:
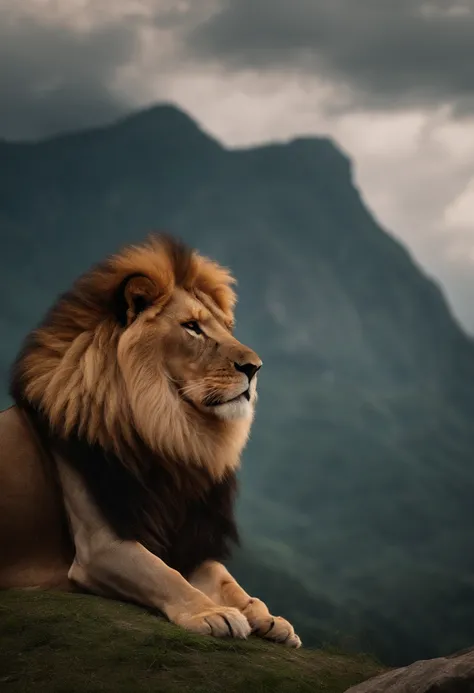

{"left": 0, "top": 405, "right": 37, "bottom": 456}
{"left": 0, "top": 404, "right": 61, "bottom": 485}
{"left": 0, "top": 404, "right": 74, "bottom": 590}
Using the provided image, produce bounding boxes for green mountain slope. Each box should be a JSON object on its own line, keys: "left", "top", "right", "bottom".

{"left": 1, "top": 104, "right": 474, "bottom": 666}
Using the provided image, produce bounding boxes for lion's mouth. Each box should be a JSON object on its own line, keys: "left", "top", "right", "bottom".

{"left": 204, "top": 388, "right": 250, "bottom": 407}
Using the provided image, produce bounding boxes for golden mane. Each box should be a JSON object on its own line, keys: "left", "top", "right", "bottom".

{"left": 10, "top": 234, "right": 248, "bottom": 480}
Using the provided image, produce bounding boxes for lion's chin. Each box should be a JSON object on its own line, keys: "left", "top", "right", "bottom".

{"left": 208, "top": 395, "right": 253, "bottom": 421}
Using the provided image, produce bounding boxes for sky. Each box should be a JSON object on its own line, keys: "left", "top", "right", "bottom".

{"left": 1, "top": 0, "right": 474, "bottom": 331}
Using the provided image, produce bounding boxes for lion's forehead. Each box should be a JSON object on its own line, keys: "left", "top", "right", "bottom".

{"left": 164, "top": 289, "right": 234, "bottom": 332}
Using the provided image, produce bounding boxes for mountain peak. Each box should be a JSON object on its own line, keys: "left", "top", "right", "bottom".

{"left": 110, "top": 102, "right": 222, "bottom": 150}
{"left": 287, "top": 135, "right": 351, "bottom": 165}
{"left": 28, "top": 102, "right": 223, "bottom": 157}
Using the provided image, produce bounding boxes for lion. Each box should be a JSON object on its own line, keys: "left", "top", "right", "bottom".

{"left": 0, "top": 234, "right": 301, "bottom": 648}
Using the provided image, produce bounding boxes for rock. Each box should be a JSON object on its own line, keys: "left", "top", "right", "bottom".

{"left": 346, "top": 647, "right": 474, "bottom": 692}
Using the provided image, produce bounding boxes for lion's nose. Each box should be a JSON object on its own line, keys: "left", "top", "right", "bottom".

{"left": 234, "top": 361, "right": 262, "bottom": 383}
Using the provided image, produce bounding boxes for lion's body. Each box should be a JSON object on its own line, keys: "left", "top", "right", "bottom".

{"left": 0, "top": 405, "right": 73, "bottom": 590}
{"left": 0, "top": 235, "right": 301, "bottom": 648}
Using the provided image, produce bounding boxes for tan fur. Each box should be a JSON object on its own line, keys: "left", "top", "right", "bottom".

{"left": 0, "top": 235, "right": 301, "bottom": 647}
{"left": 0, "top": 406, "right": 73, "bottom": 590}
{"left": 189, "top": 561, "right": 301, "bottom": 647}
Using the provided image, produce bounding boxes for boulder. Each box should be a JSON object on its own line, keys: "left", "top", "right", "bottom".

{"left": 346, "top": 647, "right": 474, "bottom": 692}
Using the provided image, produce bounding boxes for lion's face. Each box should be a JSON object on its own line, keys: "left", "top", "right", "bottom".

{"left": 118, "top": 286, "right": 261, "bottom": 423}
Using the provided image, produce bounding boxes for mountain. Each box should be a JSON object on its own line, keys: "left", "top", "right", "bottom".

{"left": 2, "top": 103, "right": 474, "bottom": 666}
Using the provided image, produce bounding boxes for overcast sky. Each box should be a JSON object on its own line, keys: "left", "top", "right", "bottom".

{"left": 1, "top": 0, "right": 474, "bottom": 331}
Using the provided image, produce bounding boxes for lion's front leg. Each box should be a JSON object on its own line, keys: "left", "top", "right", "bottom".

{"left": 189, "top": 560, "right": 302, "bottom": 648}
{"left": 56, "top": 458, "right": 250, "bottom": 641}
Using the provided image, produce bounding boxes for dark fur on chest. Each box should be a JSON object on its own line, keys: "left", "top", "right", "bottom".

{"left": 17, "top": 400, "right": 240, "bottom": 578}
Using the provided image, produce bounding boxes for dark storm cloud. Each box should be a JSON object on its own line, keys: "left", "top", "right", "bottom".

{"left": 0, "top": 14, "right": 139, "bottom": 140}
{"left": 189, "top": 0, "right": 474, "bottom": 113}
{"left": 2, "top": 0, "right": 473, "bottom": 141}
{"left": 0, "top": 1, "right": 210, "bottom": 141}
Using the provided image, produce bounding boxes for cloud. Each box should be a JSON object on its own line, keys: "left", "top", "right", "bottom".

{"left": 0, "top": 0, "right": 201, "bottom": 140}
{"left": 4, "top": 0, "right": 474, "bottom": 142}
{"left": 0, "top": 6, "right": 137, "bottom": 140}
{"left": 189, "top": 0, "right": 474, "bottom": 114}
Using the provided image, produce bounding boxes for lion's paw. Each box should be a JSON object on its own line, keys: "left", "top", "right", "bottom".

{"left": 243, "top": 598, "right": 302, "bottom": 648}
{"left": 258, "top": 616, "right": 302, "bottom": 648}
{"left": 178, "top": 605, "right": 251, "bottom": 640}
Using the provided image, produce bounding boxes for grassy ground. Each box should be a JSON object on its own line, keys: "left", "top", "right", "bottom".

{"left": 0, "top": 590, "right": 384, "bottom": 693}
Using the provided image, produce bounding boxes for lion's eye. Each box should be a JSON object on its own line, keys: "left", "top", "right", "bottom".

{"left": 182, "top": 320, "right": 203, "bottom": 336}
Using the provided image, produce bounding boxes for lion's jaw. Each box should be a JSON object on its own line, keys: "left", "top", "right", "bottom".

{"left": 205, "top": 376, "right": 258, "bottom": 422}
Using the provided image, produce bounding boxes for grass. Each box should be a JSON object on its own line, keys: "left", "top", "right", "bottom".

{"left": 0, "top": 590, "right": 384, "bottom": 693}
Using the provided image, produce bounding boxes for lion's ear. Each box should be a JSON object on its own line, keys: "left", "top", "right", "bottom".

{"left": 114, "top": 273, "right": 158, "bottom": 327}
